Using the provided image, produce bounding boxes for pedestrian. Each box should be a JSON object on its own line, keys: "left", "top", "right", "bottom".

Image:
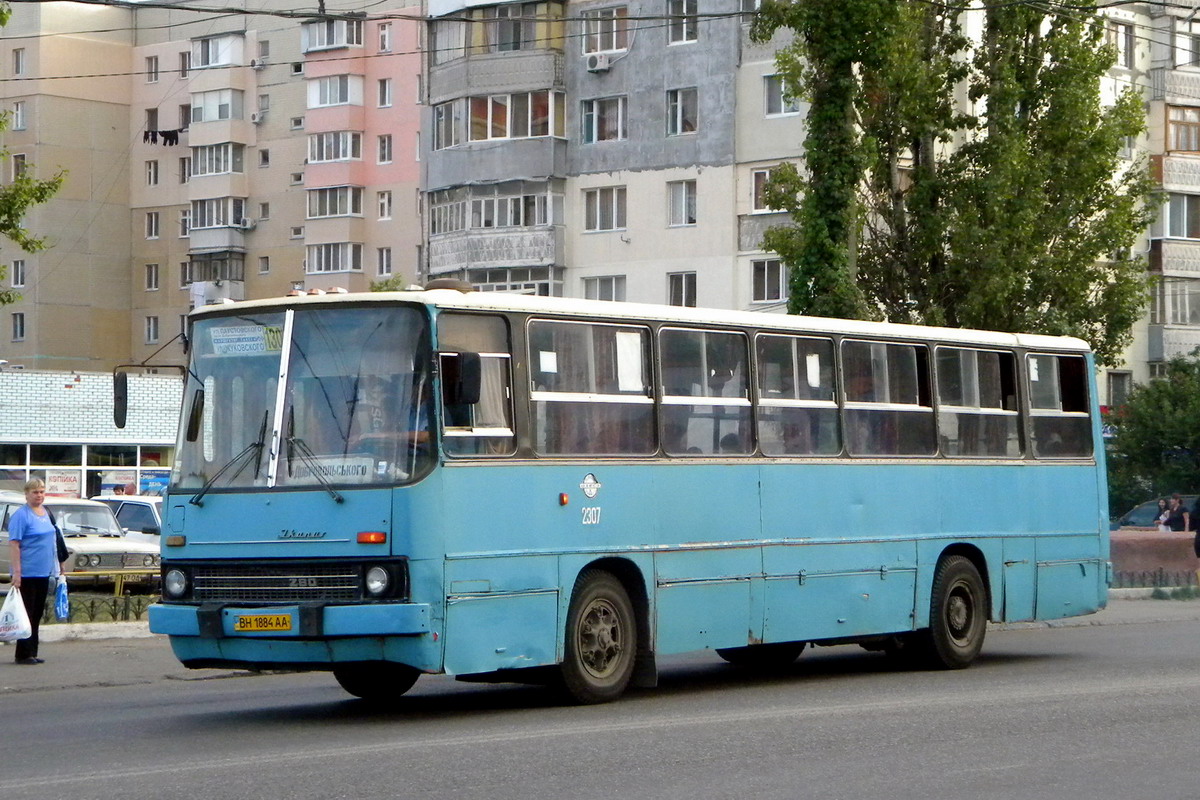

{"left": 1167, "top": 494, "right": 1190, "bottom": 533}
{"left": 6, "top": 477, "right": 67, "bottom": 665}
{"left": 1157, "top": 498, "right": 1171, "bottom": 532}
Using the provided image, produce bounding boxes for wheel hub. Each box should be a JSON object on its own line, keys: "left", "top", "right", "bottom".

{"left": 578, "top": 598, "right": 623, "bottom": 678}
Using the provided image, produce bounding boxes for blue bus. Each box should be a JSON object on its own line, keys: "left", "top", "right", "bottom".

{"left": 145, "top": 287, "right": 1108, "bottom": 703}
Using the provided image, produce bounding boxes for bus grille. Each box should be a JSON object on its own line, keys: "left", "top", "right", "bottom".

{"left": 191, "top": 564, "right": 361, "bottom": 603}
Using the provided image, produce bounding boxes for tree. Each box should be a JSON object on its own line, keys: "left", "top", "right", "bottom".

{"left": 1106, "top": 357, "right": 1200, "bottom": 516}
{"left": 752, "top": 1, "right": 1156, "bottom": 366}
{"left": 370, "top": 276, "right": 410, "bottom": 292}
{"left": 0, "top": 3, "right": 66, "bottom": 307}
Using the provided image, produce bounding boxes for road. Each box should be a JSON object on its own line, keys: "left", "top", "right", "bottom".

{"left": 3, "top": 603, "right": 1198, "bottom": 800}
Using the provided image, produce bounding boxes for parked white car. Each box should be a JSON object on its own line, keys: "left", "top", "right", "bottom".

{"left": 92, "top": 495, "right": 162, "bottom": 546}
{"left": 0, "top": 492, "right": 160, "bottom": 585}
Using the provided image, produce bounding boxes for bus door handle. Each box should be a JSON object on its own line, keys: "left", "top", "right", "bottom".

{"left": 797, "top": 570, "right": 806, "bottom": 586}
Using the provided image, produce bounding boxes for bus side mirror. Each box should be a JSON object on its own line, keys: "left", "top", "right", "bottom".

{"left": 443, "top": 352, "right": 482, "bottom": 406}
{"left": 185, "top": 388, "right": 205, "bottom": 442}
{"left": 113, "top": 371, "right": 128, "bottom": 429}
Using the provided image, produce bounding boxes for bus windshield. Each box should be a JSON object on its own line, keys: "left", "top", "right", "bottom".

{"left": 173, "top": 305, "right": 433, "bottom": 492}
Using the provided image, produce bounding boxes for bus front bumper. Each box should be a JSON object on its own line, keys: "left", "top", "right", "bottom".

{"left": 149, "top": 601, "right": 431, "bottom": 639}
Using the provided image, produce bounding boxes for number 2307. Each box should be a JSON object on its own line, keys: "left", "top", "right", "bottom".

{"left": 581, "top": 506, "right": 601, "bottom": 525}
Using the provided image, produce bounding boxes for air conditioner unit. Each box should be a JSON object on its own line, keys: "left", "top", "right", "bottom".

{"left": 250, "top": 58, "right": 266, "bottom": 71}
{"left": 250, "top": 111, "right": 266, "bottom": 124}
{"left": 235, "top": 218, "right": 256, "bottom": 231}
{"left": 585, "top": 53, "right": 611, "bottom": 73}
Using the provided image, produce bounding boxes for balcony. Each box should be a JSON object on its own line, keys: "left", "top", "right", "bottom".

{"left": 1149, "top": 238, "right": 1200, "bottom": 277}
{"left": 428, "top": 50, "right": 563, "bottom": 105}
{"left": 1151, "top": 67, "right": 1200, "bottom": 104}
{"left": 1153, "top": 154, "right": 1200, "bottom": 191}
{"left": 1148, "top": 323, "right": 1200, "bottom": 361}
{"left": 428, "top": 227, "right": 560, "bottom": 275}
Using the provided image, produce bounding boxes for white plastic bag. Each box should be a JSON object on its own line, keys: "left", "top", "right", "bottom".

{"left": 0, "top": 586, "right": 32, "bottom": 642}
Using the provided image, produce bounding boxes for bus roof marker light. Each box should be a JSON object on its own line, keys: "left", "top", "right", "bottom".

{"left": 357, "top": 531, "right": 387, "bottom": 544}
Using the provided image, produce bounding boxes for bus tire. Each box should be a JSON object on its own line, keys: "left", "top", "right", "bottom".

{"left": 559, "top": 569, "right": 637, "bottom": 704}
{"left": 716, "top": 641, "right": 806, "bottom": 668}
{"left": 922, "top": 555, "right": 987, "bottom": 669}
{"left": 333, "top": 662, "right": 420, "bottom": 701}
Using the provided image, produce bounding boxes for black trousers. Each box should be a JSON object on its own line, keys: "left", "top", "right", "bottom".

{"left": 15, "top": 576, "right": 49, "bottom": 660}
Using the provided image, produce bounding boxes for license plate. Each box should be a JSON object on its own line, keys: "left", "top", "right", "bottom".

{"left": 233, "top": 614, "right": 292, "bottom": 633}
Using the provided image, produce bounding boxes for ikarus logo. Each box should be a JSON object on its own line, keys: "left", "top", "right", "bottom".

{"left": 579, "top": 473, "right": 602, "bottom": 499}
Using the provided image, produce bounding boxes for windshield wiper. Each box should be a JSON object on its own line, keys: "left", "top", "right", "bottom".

{"left": 189, "top": 411, "right": 269, "bottom": 507}
{"left": 285, "top": 407, "right": 344, "bottom": 504}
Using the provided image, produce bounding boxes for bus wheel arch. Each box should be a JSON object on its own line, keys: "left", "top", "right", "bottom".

{"left": 559, "top": 560, "right": 653, "bottom": 703}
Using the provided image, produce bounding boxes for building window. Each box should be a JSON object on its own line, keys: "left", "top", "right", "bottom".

{"left": 179, "top": 209, "right": 190, "bottom": 238}
{"left": 178, "top": 51, "right": 191, "bottom": 79}
{"left": 259, "top": 256, "right": 270, "bottom": 274}
{"left": 469, "top": 193, "right": 551, "bottom": 229}
{"left": 190, "top": 197, "right": 246, "bottom": 229}
{"left": 258, "top": 40, "right": 270, "bottom": 59}
{"left": 585, "top": 186, "right": 626, "bottom": 231}
{"left": 668, "top": 272, "right": 696, "bottom": 307}
{"left": 290, "top": 116, "right": 304, "bottom": 129}
{"left": 307, "top": 186, "right": 364, "bottom": 218}
{"left": 191, "top": 143, "right": 244, "bottom": 176}
{"left": 752, "top": 167, "right": 786, "bottom": 212}
{"left": 378, "top": 78, "right": 392, "bottom": 108}
{"left": 191, "top": 88, "right": 244, "bottom": 122}
{"left": 11, "top": 259, "right": 25, "bottom": 288}
{"left": 667, "top": 180, "right": 697, "bottom": 226}
{"left": 308, "top": 131, "right": 362, "bottom": 162}
{"left": 179, "top": 156, "right": 191, "bottom": 183}
{"left": 145, "top": 108, "right": 158, "bottom": 131}
{"left": 765, "top": 75, "right": 800, "bottom": 116}
{"left": 179, "top": 261, "right": 191, "bottom": 288}
{"left": 377, "top": 247, "right": 392, "bottom": 276}
{"left": 306, "top": 242, "right": 363, "bottom": 273}
{"left": 666, "top": 87, "right": 698, "bottom": 135}
{"left": 1152, "top": 277, "right": 1200, "bottom": 324}
{"left": 145, "top": 316, "right": 160, "bottom": 344}
{"left": 443, "top": 91, "right": 565, "bottom": 146}
{"left": 1169, "top": 107, "right": 1200, "bottom": 152}
{"left": 145, "top": 56, "right": 159, "bottom": 82}
{"left": 1107, "top": 371, "right": 1132, "bottom": 408}
{"left": 308, "top": 74, "right": 359, "bottom": 108}
{"left": 378, "top": 22, "right": 392, "bottom": 52}
{"left": 193, "top": 35, "right": 237, "bottom": 68}
{"left": 11, "top": 101, "right": 25, "bottom": 131}
{"left": 259, "top": 202, "right": 270, "bottom": 219}
{"left": 145, "top": 212, "right": 160, "bottom": 239}
{"left": 668, "top": 0, "right": 698, "bottom": 44}
{"left": 1168, "top": 193, "right": 1200, "bottom": 239}
{"left": 377, "top": 190, "right": 392, "bottom": 220}
{"left": 145, "top": 263, "right": 160, "bottom": 291}
{"left": 583, "top": 275, "right": 625, "bottom": 301}
{"left": 259, "top": 149, "right": 270, "bottom": 168}
{"left": 1106, "top": 21, "right": 1134, "bottom": 69}
{"left": 432, "top": 101, "right": 464, "bottom": 150}
{"left": 377, "top": 134, "right": 393, "bottom": 164}
{"left": 303, "top": 19, "right": 363, "bottom": 52}
{"left": 752, "top": 258, "right": 786, "bottom": 303}
{"left": 582, "top": 96, "right": 627, "bottom": 143}
{"left": 178, "top": 103, "right": 191, "bottom": 130}
{"left": 13, "top": 48, "right": 25, "bottom": 76}
{"left": 146, "top": 160, "right": 159, "bottom": 186}
{"left": 290, "top": 226, "right": 304, "bottom": 238}
{"left": 584, "top": 7, "right": 629, "bottom": 53}
{"left": 11, "top": 154, "right": 25, "bottom": 180}
{"left": 11, "top": 312, "right": 24, "bottom": 341}
{"left": 290, "top": 172, "right": 303, "bottom": 185}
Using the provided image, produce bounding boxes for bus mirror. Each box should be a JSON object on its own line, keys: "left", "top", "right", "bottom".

{"left": 443, "top": 352, "right": 482, "bottom": 406}
{"left": 113, "top": 370, "right": 128, "bottom": 429}
{"left": 185, "top": 388, "right": 205, "bottom": 442}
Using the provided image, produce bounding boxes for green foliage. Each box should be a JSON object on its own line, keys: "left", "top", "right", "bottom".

{"left": 370, "top": 276, "right": 411, "bottom": 292}
{"left": 752, "top": 1, "right": 1155, "bottom": 365}
{"left": 1105, "top": 357, "right": 1200, "bottom": 515}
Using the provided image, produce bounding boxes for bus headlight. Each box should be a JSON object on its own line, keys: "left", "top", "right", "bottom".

{"left": 164, "top": 569, "right": 188, "bottom": 599}
{"left": 365, "top": 566, "right": 390, "bottom": 597}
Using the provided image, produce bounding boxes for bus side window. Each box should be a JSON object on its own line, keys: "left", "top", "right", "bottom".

{"left": 438, "top": 313, "right": 516, "bottom": 457}
{"left": 1028, "top": 353, "right": 1092, "bottom": 458}
{"left": 935, "top": 347, "right": 1021, "bottom": 458}
{"left": 660, "top": 328, "right": 752, "bottom": 456}
{"left": 841, "top": 340, "right": 936, "bottom": 456}
{"left": 755, "top": 334, "right": 840, "bottom": 456}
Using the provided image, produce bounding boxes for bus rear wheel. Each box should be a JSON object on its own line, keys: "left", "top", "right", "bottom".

{"left": 716, "top": 641, "right": 806, "bottom": 668}
{"left": 559, "top": 570, "right": 637, "bottom": 704}
{"left": 333, "top": 662, "right": 420, "bottom": 701}
{"left": 919, "top": 555, "right": 987, "bottom": 669}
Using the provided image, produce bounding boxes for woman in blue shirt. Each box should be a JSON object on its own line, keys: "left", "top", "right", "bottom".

{"left": 8, "top": 477, "right": 64, "bottom": 664}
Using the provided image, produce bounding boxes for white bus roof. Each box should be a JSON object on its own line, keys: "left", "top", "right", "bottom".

{"left": 192, "top": 289, "right": 1091, "bottom": 352}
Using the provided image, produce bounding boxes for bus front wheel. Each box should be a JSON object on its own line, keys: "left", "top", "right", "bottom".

{"left": 333, "top": 662, "right": 420, "bottom": 701}
{"left": 560, "top": 569, "right": 637, "bottom": 704}
{"left": 921, "top": 555, "right": 987, "bottom": 669}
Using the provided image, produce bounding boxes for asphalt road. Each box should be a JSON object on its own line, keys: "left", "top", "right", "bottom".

{"left": 4, "top": 602, "right": 1199, "bottom": 800}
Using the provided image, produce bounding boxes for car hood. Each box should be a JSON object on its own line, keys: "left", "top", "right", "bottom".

{"left": 61, "top": 535, "right": 160, "bottom": 555}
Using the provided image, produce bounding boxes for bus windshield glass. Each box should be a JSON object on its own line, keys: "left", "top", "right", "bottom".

{"left": 173, "top": 305, "right": 433, "bottom": 492}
